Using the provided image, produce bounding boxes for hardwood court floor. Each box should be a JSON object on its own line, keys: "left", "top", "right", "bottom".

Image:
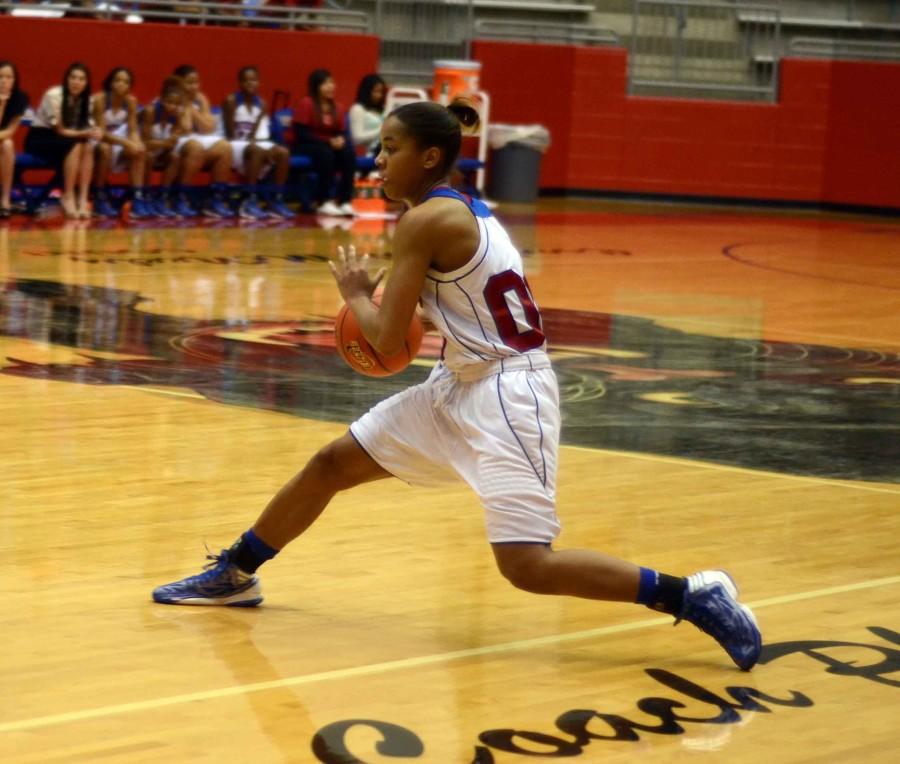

{"left": 0, "top": 202, "right": 898, "bottom": 763}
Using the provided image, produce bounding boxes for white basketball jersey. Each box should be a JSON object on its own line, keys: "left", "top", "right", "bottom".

{"left": 419, "top": 188, "right": 546, "bottom": 371}
{"left": 232, "top": 94, "right": 270, "bottom": 141}
{"left": 102, "top": 95, "right": 128, "bottom": 132}
{"left": 148, "top": 101, "right": 176, "bottom": 140}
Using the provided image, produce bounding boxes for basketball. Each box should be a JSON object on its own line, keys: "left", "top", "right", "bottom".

{"left": 334, "top": 303, "right": 424, "bottom": 377}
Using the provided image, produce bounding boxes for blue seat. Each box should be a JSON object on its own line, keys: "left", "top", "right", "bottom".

{"left": 16, "top": 153, "right": 52, "bottom": 171}
{"left": 456, "top": 158, "right": 484, "bottom": 173}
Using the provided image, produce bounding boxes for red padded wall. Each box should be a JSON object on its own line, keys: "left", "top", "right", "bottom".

{"left": 473, "top": 41, "right": 575, "bottom": 187}
{"left": 474, "top": 39, "right": 900, "bottom": 209}
{"left": 0, "top": 17, "right": 379, "bottom": 111}
{"left": 823, "top": 60, "right": 900, "bottom": 208}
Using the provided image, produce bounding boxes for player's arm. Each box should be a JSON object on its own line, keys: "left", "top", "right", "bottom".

{"left": 222, "top": 95, "right": 236, "bottom": 140}
{"left": 192, "top": 93, "right": 217, "bottom": 134}
{"left": 330, "top": 206, "right": 434, "bottom": 356}
{"left": 126, "top": 95, "right": 140, "bottom": 142}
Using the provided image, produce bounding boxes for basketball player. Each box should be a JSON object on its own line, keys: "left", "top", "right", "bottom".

{"left": 171, "top": 64, "right": 232, "bottom": 218}
{"left": 92, "top": 67, "right": 151, "bottom": 219}
{"left": 152, "top": 101, "right": 762, "bottom": 671}
{"left": 140, "top": 76, "right": 186, "bottom": 219}
{"left": 221, "top": 66, "right": 292, "bottom": 220}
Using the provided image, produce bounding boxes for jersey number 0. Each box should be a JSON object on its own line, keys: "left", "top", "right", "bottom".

{"left": 483, "top": 270, "right": 545, "bottom": 352}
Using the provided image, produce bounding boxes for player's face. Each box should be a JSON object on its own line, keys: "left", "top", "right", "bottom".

{"left": 111, "top": 71, "right": 131, "bottom": 96}
{"left": 370, "top": 82, "right": 385, "bottom": 107}
{"left": 182, "top": 71, "right": 200, "bottom": 97}
{"left": 376, "top": 115, "right": 439, "bottom": 203}
{"left": 318, "top": 77, "right": 335, "bottom": 101}
{"left": 240, "top": 70, "right": 259, "bottom": 95}
{"left": 67, "top": 69, "right": 88, "bottom": 96}
{"left": 0, "top": 66, "right": 14, "bottom": 97}
{"left": 161, "top": 93, "right": 181, "bottom": 116}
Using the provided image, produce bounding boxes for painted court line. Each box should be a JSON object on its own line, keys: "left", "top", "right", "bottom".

{"left": 566, "top": 444, "right": 900, "bottom": 496}
{"left": 122, "top": 385, "right": 207, "bottom": 400}
{"left": 122, "top": 387, "right": 899, "bottom": 496}
{"left": 2, "top": 575, "right": 898, "bottom": 734}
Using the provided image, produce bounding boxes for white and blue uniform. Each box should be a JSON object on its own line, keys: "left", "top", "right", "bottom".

{"left": 145, "top": 101, "right": 179, "bottom": 164}
{"left": 178, "top": 97, "right": 225, "bottom": 152}
{"left": 100, "top": 94, "right": 130, "bottom": 171}
{"left": 350, "top": 188, "right": 561, "bottom": 544}
{"left": 227, "top": 93, "right": 274, "bottom": 176}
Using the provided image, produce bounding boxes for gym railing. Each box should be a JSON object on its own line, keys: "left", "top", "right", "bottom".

{"left": 473, "top": 18, "right": 620, "bottom": 47}
{"left": 2, "top": 0, "right": 373, "bottom": 32}
{"left": 787, "top": 36, "right": 900, "bottom": 62}
{"left": 629, "top": 0, "right": 781, "bottom": 102}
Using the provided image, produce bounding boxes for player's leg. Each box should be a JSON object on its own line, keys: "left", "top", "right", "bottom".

{"left": 237, "top": 143, "right": 266, "bottom": 219}
{"left": 264, "top": 144, "right": 293, "bottom": 218}
{"left": 251, "top": 432, "right": 391, "bottom": 549}
{"left": 491, "top": 543, "right": 641, "bottom": 600}
{"left": 467, "top": 366, "right": 761, "bottom": 670}
{"left": 151, "top": 432, "right": 390, "bottom": 607}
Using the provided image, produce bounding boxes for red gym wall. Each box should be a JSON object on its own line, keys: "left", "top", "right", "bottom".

{"left": 0, "top": 17, "right": 379, "bottom": 113}
{"left": 474, "top": 41, "right": 900, "bottom": 210}
{"left": 0, "top": 18, "right": 897, "bottom": 209}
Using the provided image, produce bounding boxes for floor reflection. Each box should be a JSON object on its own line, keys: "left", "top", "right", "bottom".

{"left": 2, "top": 275, "right": 897, "bottom": 482}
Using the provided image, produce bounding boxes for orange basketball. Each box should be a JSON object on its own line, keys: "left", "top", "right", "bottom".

{"left": 334, "top": 303, "right": 424, "bottom": 377}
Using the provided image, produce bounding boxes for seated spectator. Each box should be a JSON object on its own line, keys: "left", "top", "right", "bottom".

{"left": 222, "top": 66, "right": 292, "bottom": 219}
{"left": 140, "top": 76, "right": 187, "bottom": 219}
{"left": 92, "top": 67, "right": 150, "bottom": 219}
{"left": 24, "top": 62, "right": 101, "bottom": 219}
{"left": 0, "top": 60, "right": 29, "bottom": 218}
{"left": 348, "top": 73, "right": 386, "bottom": 157}
{"left": 172, "top": 64, "right": 232, "bottom": 218}
{"left": 293, "top": 68, "right": 354, "bottom": 217}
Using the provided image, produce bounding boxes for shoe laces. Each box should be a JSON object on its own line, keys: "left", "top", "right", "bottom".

{"left": 189, "top": 547, "right": 233, "bottom": 583}
{"left": 679, "top": 586, "right": 742, "bottom": 637}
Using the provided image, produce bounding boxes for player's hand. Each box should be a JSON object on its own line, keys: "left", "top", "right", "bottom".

{"left": 329, "top": 245, "right": 386, "bottom": 301}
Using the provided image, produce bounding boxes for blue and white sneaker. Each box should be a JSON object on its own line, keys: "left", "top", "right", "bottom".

{"left": 266, "top": 199, "right": 295, "bottom": 219}
{"left": 152, "top": 549, "right": 263, "bottom": 607}
{"left": 129, "top": 198, "right": 154, "bottom": 220}
{"left": 173, "top": 196, "right": 197, "bottom": 218}
{"left": 92, "top": 195, "right": 118, "bottom": 218}
{"left": 204, "top": 197, "right": 234, "bottom": 219}
{"left": 238, "top": 198, "right": 267, "bottom": 220}
{"left": 677, "top": 570, "right": 761, "bottom": 671}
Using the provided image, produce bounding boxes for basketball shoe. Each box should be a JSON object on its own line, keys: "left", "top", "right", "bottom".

{"left": 152, "top": 548, "right": 263, "bottom": 607}
{"left": 677, "top": 570, "right": 761, "bottom": 671}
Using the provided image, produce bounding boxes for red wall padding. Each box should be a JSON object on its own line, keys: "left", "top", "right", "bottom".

{"left": 474, "top": 40, "right": 900, "bottom": 209}
{"left": 0, "top": 17, "right": 379, "bottom": 113}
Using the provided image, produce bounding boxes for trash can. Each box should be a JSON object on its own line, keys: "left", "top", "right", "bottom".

{"left": 487, "top": 124, "right": 551, "bottom": 203}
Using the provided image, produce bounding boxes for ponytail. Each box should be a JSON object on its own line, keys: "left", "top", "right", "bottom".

{"left": 447, "top": 97, "right": 480, "bottom": 134}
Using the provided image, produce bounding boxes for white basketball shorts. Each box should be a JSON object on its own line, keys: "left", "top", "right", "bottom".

{"left": 108, "top": 124, "right": 130, "bottom": 173}
{"left": 349, "top": 353, "right": 561, "bottom": 544}
{"left": 229, "top": 140, "right": 275, "bottom": 177}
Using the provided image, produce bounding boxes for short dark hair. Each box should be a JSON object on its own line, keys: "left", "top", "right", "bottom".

{"left": 160, "top": 76, "right": 184, "bottom": 101}
{"left": 173, "top": 64, "right": 197, "bottom": 79}
{"left": 389, "top": 99, "right": 479, "bottom": 175}
{"left": 238, "top": 66, "right": 258, "bottom": 82}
